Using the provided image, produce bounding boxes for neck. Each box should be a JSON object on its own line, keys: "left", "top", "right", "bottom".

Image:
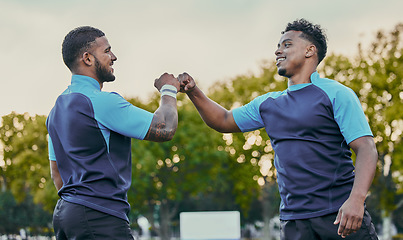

{"left": 287, "top": 66, "right": 317, "bottom": 86}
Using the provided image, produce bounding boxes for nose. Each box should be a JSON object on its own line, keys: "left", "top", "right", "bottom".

{"left": 111, "top": 52, "right": 117, "bottom": 61}
{"left": 275, "top": 47, "right": 282, "bottom": 56}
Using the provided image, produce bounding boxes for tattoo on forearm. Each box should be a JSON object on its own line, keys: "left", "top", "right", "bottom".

{"left": 145, "top": 121, "right": 175, "bottom": 142}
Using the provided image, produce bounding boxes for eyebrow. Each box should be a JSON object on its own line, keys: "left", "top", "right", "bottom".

{"left": 277, "top": 38, "right": 292, "bottom": 48}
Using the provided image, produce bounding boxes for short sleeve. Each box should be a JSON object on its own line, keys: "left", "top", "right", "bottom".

{"left": 48, "top": 135, "right": 56, "bottom": 161}
{"left": 232, "top": 93, "right": 273, "bottom": 132}
{"left": 92, "top": 92, "right": 153, "bottom": 140}
{"left": 332, "top": 87, "right": 373, "bottom": 144}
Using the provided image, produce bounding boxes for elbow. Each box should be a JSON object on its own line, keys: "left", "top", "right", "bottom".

{"left": 206, "top": 122, "right": 231, "bottom": 133}
{"left": 161, "top": 137, "right": 173, "bottom": 142}
{"left": 153, "top": 128, "right": 177, "bottom": 142}
{"left": 159, "top": 129, "right": 176, "bottom": 142}
{"left": 204, "top": 111, "right": 237, "bottom": 133}
{"left": 213, "top": 126, "right": 227, "bottom": 133}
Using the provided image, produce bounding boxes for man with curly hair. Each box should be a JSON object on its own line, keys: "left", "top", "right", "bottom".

{"left": 178, "top": 19, "right": 378, "bottom": 239}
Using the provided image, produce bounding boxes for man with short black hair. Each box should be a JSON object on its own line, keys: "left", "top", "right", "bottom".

{"left": 47, "top": 26, "right": 180, "bottom": 239}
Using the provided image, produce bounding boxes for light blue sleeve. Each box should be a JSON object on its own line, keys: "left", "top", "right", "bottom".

{"left": 92, "top": 92, "right": 154, "bottom": 140}
{"left": 333, "top": 87, "right": 373, "bottom": 144}
{"left": 232, "top": 93, "right": 274, "bottom": 132}
{"left": 48, "top": 135, "right": 56, "bottom": 161}
{"left": 318, "top": 80, "right": 373, "bottom": 144}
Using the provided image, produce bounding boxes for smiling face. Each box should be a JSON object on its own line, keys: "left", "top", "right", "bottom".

{"left": 275, "top": 31, "right": 313, "bottom": 78}
{"left": 90, "top": 36, "right": 117, "bottom": 83}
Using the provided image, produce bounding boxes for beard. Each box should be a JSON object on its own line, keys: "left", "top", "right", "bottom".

{"left": 278, "top": 68, "right": 286, "bottom": 77}
{"left": 94, "top": 57, "right": 115, "bottom": 83}
{"left": 277, "top": 66, "right": 292, "bottom": 78}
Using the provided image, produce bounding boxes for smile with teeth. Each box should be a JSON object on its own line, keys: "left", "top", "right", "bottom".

{"left": 276, "top": 57, "right": 286, "bottom": 65}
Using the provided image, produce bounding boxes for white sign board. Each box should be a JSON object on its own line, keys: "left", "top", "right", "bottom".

{"left": 180, "top": 211, "right": 241, "bottom": 240}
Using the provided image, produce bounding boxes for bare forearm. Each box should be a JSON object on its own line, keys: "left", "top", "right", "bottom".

{"left": 144, "top": 96, "right": 178, "bottom": 142}
{"left": 50, "top": 161, "right": 63, "bottom": 191}
{"left": 187, "top": 87, "right": 240, "bottom": 133}
{"left": 334, "top": 137, "right": 378, "bottom": 237}
{"left": 53, "top": 175, "right": 63, "bottom": 191}
{"left": 349, "top": 137, "right": 378, "bottom": 202}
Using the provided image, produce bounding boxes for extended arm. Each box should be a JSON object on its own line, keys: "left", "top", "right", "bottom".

{"left": 178, "top": 72, "right": 241, "bottom": 133}
{"left": 50, "top": 160, "right": 63, "bottom": 191}
{"left": 143, "top": 73, "right": 179, "bottom": 142}
{"left": 334, "top": 136, "right": 378, "bottom": 238}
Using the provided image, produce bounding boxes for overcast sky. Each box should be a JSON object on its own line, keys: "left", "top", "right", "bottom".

{"left": 1, "top": 0, "right": 402, "bottom": 117}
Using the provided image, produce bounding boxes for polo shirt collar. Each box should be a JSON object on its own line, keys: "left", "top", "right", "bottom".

{"left": 71, "top": 75, "right": 101, "bottom": 90}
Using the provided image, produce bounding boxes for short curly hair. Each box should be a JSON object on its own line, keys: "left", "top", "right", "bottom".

{"left": 282, "top": 19, "right": 327, "bottom": 64}
{"left": 62, "top": 26, "right": 105, "bottom": 71}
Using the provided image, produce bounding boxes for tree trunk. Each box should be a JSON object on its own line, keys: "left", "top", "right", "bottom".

{"left": 1, "top": 173, "right": 7, "bottom": 192}
{"left": 382, "top": 210, "right": 393, "bottom": 240}
{"left": 261, "top": 180, "right": 280, "bottom": 240}
{"left": 159, "top": 201, "right": 172, "bottom": 240}
{"left": 262, "top": 215, "right": 271, "bottom": 240}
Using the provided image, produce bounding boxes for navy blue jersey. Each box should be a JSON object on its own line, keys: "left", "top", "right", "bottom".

{"left": 47, "top": 75, "right": 153, "bottom": 221}
{"left": 232, "top": 72, "right": 372, "bottom": 220}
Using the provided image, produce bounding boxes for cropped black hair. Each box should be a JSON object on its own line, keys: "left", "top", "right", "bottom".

{"left": 282, "top": 19, "right": 327, "bottom": 64}
{"left": 62, "top": 26, "right": 105, "bottom": 71}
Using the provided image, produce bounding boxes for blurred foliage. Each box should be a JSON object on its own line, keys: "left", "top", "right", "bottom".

{"left": 207, "top": 61, "right": 286, "bottom": 230}
{"left": 0, "top": 22, "right": 402, "bottom": 237}
{"left": 128, "top": 94, "right": 261, "bottom": 239}
{"left": 320, "top": 23, "right": 403, "bottom": 220}
{"left": 0, "top": 190, "right": 52, "bottom": 235}
{"left": 0, "top": 113, "right": 58, "bottom": 213}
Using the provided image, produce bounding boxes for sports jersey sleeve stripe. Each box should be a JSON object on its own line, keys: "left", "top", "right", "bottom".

{"left": 232, "top": 94, "right": 269, "bottom": 132}
{"left": 92, "top": 92, "right": 153, "bottom": 140}
{"left": 48, "top": 135, "right": 56, "bottom": 161}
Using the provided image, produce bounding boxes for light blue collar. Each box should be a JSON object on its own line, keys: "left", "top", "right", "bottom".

{"left": 287, "top": 72, "right": 319, "bottom": 91}
{"left": 71, "top": 75, "right": 101, "bottom": 91}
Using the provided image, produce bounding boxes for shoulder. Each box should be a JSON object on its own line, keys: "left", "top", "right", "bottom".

{"left": 92, "top": 91, "right": 128, "bottom": 107}
{"left": 312, "top": 75, "right": 357, "bottom": 102}
{"left": 250, "top": 90, "right": 287, "bottom": 106}
{"left": 87, "top": 91, "right": 131, "bottom": 118}
{"left": 232, "top": 90, "right": 286, "bottom": 132}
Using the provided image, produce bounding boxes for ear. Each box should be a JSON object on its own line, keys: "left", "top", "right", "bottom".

{"left": 305, "top": 44, "right": 316, "bottom": 58}
{"left": 81, "top": 52, "right": 94, "bottom": 66}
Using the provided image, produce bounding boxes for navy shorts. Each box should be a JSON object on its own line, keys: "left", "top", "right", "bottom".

{"left": 280, "top": 209, "right": 378, "bottom": 240}
{"left": 53, "top": 199, "right": 134, "bottom": 240}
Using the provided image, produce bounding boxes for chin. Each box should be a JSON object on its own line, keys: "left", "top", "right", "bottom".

{"left": 105, "top": 77, "right": 116, "bottom": 82}
{"left": 278, "top": 68, "right": 286, "bottom": 77}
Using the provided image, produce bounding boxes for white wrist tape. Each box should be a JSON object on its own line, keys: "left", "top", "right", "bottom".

{"left": 160, "top": 84, "right": 177, "bottom": 99}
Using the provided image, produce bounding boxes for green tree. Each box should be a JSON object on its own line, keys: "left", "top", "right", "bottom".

{"left": 0, "top": 190, "right": 18, "bottom": 233}
{"left": 207, "top": 62, "right": 286, "bottom": 238}
{"left": 320, "top": 23, "right": 403, "bottom": 239}
{"left": 128, "top": 94, "right": 261, "bottom": 239}
{"left": 0, "top": 112, "right": 54, "bottom": 234}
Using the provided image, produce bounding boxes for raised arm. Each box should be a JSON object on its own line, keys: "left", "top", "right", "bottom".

{"left": 178, "top": 72, "right": 241, "bottom": 133}
{"left": 334, "top": 136, "right": 378, "bottom": 238}
{"left": 143, "top": 73, "right": 179, "bottom": 142}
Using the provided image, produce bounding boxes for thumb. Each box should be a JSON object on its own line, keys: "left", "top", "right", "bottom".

{"left": 334, "top": 211, "right": 341, "bottom": 225}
